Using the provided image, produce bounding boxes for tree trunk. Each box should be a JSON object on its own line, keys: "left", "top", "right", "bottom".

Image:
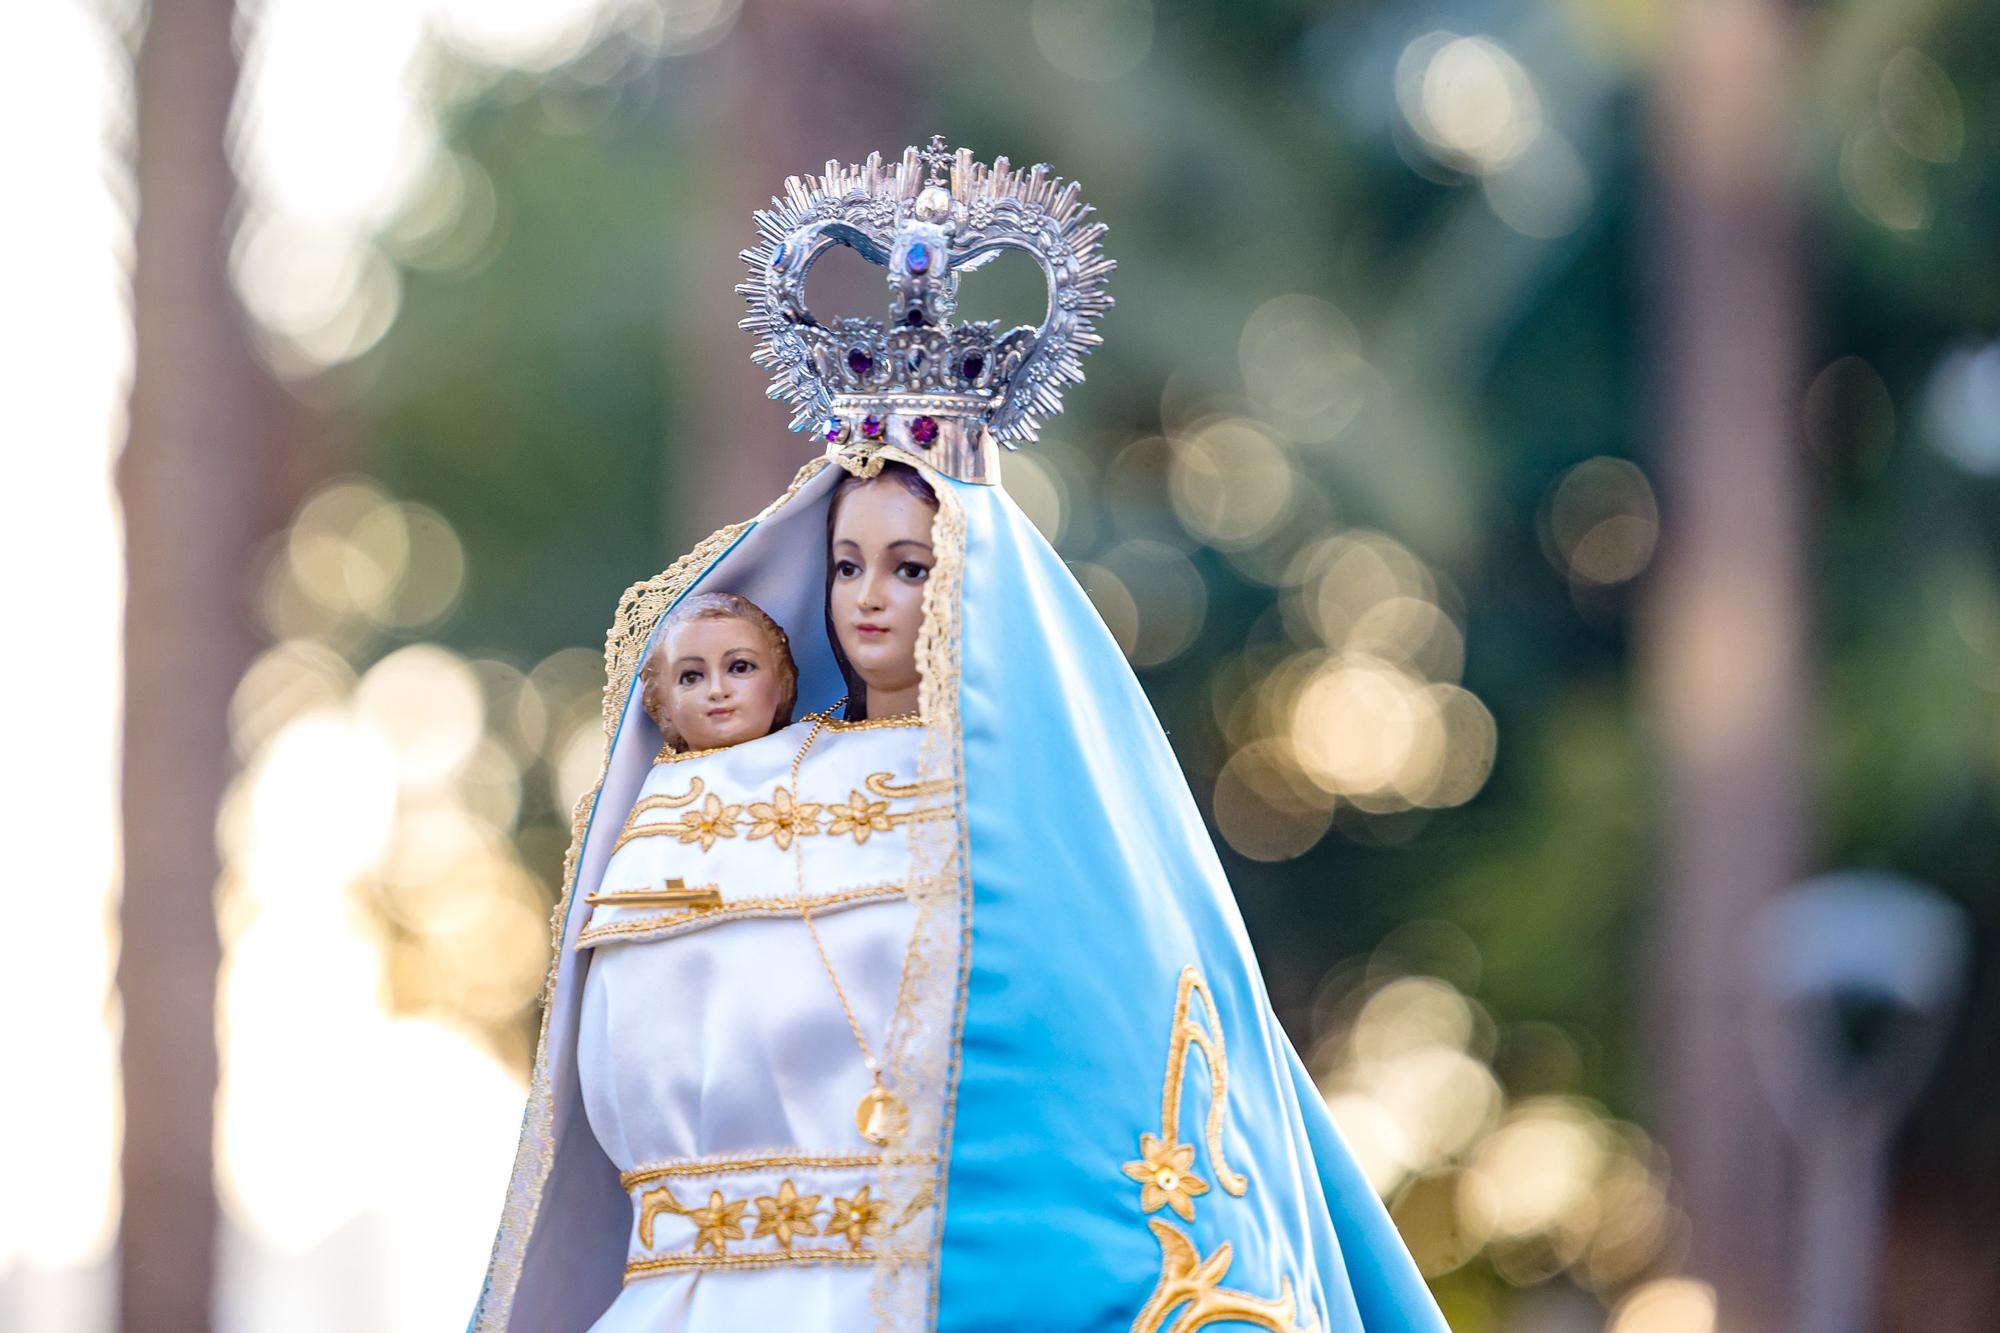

{"left": 115, "top": 0, "right": 271, "bottom": 1327}
{"left": 1639, "top": 1, "right": 1812, "bottom": 1329}
{"left": 670, "top": 0, "right": 921, "bottom": 538}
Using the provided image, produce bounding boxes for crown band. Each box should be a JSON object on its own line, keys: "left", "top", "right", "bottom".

{"left": 822, "top": 410, "right": 1000, "bottom": 485}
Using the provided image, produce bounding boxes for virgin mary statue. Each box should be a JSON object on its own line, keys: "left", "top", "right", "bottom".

{"left": 469, "top": 140, "right": 1449, "bottom": 1332}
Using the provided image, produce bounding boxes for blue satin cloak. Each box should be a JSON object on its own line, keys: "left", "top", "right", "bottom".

{"left": 938, "top": 474, "right": 1448, "bottom": 1331}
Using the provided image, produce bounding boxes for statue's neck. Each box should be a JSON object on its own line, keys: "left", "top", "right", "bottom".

{"left": 866, "top": 682, "right": 920, "bottom": 720}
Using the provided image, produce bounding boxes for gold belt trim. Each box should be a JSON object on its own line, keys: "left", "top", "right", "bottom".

{"left": 624, "top": 1247, "right": 923, "bottom": 1279}
{"left": 621, "top": 1152, "right": 898, "bottom": 1189}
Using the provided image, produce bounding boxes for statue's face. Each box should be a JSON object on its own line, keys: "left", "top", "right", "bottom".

{"left": 829, "top": 478, "right": 935, "bottom": 703}
{"left": 656, "top": 613, "right": 786, "bottom": 751}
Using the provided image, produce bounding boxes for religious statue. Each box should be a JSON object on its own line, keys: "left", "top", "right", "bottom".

{"left": 469, "top": 138, "right": 1450, "bottom": 1333}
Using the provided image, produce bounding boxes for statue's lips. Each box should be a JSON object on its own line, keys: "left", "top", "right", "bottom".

{"left": 855, "top": 623, "right": 890, "bottom": 638}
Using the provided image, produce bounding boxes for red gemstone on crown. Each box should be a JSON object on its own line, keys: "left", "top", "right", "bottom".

{"left": 910, "top": 416, "right": 939, "bottom": 446}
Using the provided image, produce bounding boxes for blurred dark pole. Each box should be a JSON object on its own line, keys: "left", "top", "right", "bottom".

{"left": 1640, "top": 1, "right": 1812, "bottom": 1330}
{"left": 672, "top": 0, "right": 922, "bottom": 534}
{"left": 115, "top": 0, "right": 274, "bottom": 1328}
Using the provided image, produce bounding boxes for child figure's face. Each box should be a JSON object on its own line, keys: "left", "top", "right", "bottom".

{"left": 658, "top": 614, "right": 785, "bottom": 751}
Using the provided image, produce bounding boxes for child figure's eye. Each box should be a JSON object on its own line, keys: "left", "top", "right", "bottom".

{"left": 678, "top": 669, "right": 701, "bottom": 687}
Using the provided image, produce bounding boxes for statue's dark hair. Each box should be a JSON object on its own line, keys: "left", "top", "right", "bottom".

{"left": 824, "top": 462, "right": 940, "bottom": 720}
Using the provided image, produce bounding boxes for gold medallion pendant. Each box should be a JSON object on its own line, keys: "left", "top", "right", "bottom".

{"left": 856, "top": 1082, "right": 908, "bottom": 1147}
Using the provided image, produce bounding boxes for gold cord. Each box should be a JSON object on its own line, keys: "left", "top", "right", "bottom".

{"left": 788, "top": 701, "right": 925, "bottom": 1136}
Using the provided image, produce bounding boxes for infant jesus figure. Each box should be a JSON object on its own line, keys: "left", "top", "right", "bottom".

{"left": 637, "top": 591, "right": 798, "bottom": 757}
{"left": 586, "top": 591, "right": 801, "bottom": 913}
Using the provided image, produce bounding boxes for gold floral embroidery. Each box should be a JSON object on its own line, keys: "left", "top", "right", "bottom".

{"left": 745, "top": 786, "right": 823, "bottom": 849}
{"left": 1122, "top": 1133, "right": 1209, "bottom": 1222}
{"left": 671, "top": 792, "right": 742, "bottom": 850}
{"left": 689, "top": 1189, "right": 750, "bottom": 1254}
{"left": 752, "top": 1179, "right": 822, "bottom": 1249}
{"left": 819, "top": 791, "right": 952, "bottom": 844}
{"left": 639, "top": 1183, "right": 752, "bottom": 1254}
{"left": 828, "top": 1186, "right": 890, "bottom": 1250}
{"left": 825, "top": 790, "right": 893, "bottom": 843}
{"left": 863, "top": 771, "right": 954, "bottom": 800}
{"left": 1125, "top": 965, "right": 1316, "bottom": 1333}
{"left": 630, "top": 1175, "right": 905, "bottom": 1271}
{"left": 1131, "top": 1221, "right": 1315, "bottom": 1333}
{"left": 1136, "top": 967, "right": 1248, "bottom": 1209}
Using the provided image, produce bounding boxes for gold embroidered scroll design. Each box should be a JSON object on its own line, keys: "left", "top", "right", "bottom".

{"left": 630, "top": 1178, "right": 898, "bottom": 1270}
{"left": 1124, "top": 965, "right": 1316, "bottom": 1333}
{"left": 612, "top": 791, "right": 744, "bottom": 852}
{"left": 613, "top": 776, "right": 948, "bottom": 853}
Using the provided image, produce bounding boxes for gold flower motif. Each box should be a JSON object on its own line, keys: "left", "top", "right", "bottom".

{"left": 746, "top": 786, "right": 822, "bottom": 850}
{"left": 751, "top": 1178, "right": 822, "bottom": 1249}
{"left": 827, "top": 1185, "right": 889, "bottom": 1250}
{"left": 674, "top": 792, "right": 742, "bottom": 850}
{"left": 1122, "top": 1133, "right": 1209, "bottom": 1222}
{"left": 825, "top": 790, "right": 892, "bottom": 844}
{"left": 688, "top": 1188, "right": 748, "bottom": 1255}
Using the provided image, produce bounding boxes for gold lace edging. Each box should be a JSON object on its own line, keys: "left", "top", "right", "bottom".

{"left": 866, "top": 447, "right": 974, "bottom": 1331}
{"left": 575, "top": 882, "right": 910, "bottom": 948}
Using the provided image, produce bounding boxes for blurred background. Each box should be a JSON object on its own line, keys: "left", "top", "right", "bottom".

{"left": 4, "top": 0, "right": 1996, "bottom": 1329}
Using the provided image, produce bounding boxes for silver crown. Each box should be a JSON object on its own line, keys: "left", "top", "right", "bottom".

{"left": 737, "top": 136, "right": 1114, "bottom": 467}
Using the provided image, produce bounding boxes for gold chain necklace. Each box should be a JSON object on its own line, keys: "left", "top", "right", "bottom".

{"left": 788, "top": 701, "right": 923, "bottom": 1146}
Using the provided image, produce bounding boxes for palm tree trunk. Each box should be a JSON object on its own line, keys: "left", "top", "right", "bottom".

{"left": 1640, "top": 1, "right": 1812, "bottom": 1328}
{"left": 115, "top": 0, "right": 271, "bottom": 1327}
{"left": 670, "top": 1, "right": 921, "bottom": 538}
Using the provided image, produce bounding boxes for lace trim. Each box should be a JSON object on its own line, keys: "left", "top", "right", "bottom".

{"left": 868, "top": 447, "right": 973, "bottom": 1330}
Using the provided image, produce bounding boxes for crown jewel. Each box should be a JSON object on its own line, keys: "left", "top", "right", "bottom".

{"left": 737, "top": 137, "right": 1114, "bottom": 466}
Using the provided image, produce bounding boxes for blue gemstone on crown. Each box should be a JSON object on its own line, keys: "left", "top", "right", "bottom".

{"left": 906, "top": 241, "right": 931, "bottom": 274}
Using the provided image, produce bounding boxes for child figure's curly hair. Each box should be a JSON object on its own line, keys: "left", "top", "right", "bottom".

{"left": 638, "top": 591, "right": 798, "bottom": 752}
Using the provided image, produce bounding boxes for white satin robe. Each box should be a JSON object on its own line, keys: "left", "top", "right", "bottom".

{"left": 572, "top": 713, "right": 941, "bottom": 1330}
